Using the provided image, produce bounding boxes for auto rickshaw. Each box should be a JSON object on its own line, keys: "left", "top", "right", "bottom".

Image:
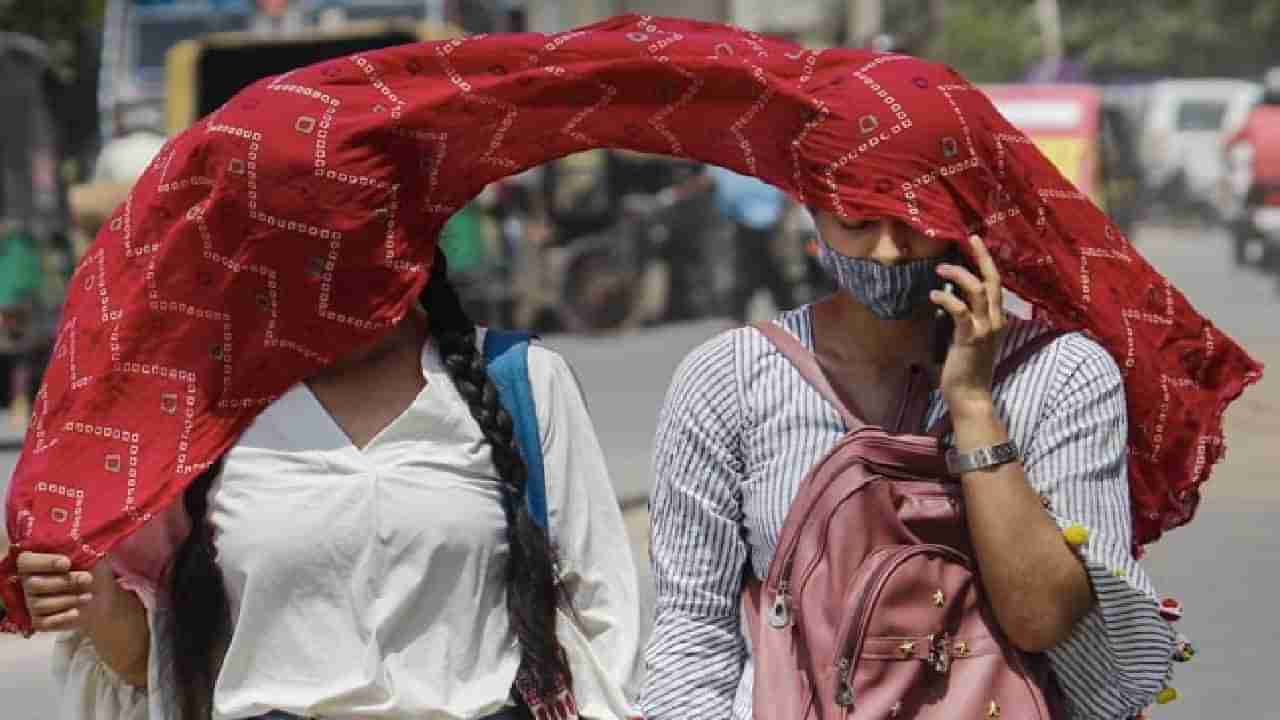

{"left": 164, "top": 17, "right": 459, "bottom": 133}
{"left": 981, "top": 84, "right": 1143, "bottom": 238}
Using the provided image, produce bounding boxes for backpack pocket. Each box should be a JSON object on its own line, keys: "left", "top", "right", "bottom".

{"left": 887, "top": 482, "right": 970, "bottom": 551}
{"left": 826, "top": 545, "right": 1053, "bottom": 720}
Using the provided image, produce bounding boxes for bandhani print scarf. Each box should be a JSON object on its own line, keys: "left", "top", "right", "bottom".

{"left": 1, "top": 16, "right": 1261, "bottom": 665}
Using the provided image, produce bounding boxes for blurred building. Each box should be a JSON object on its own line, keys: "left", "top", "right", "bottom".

{"left": 526, "top": 0, "right": 838, "bottom": 41}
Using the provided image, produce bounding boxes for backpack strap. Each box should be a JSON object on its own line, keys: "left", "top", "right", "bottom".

{"left": 926, "top": 329, "right": 1066, "bottom": 439}
{"left": 751, "top": 321, "right": 864, "bottom": 432}
{"left": 483, "top": 328, "right": 549, "bottom": 529}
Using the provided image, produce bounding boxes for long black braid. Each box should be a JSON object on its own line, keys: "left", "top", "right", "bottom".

{"left": 421, "top": 248, "right": 573, "bottom": 698}
{"left": 168, "top": 248, "right": 571, "bottom": 718}
{"left": 170, "top": 460, "right": 230, "bottom": 720}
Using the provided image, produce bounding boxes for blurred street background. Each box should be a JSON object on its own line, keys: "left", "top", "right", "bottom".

{"left": 3, "top": 0, "right": 1280, "bottom": 717}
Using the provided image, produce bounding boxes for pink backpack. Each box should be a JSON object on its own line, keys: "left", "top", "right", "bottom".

{"left": 743, "top": 322, "right": 1065, "bottom": 720}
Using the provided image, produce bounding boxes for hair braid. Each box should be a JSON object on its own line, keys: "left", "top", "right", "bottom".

{"left": 422, "top": 248, "right": 573, "bottom": 697}
{"left": 170, "top": 461, "right": 230, "bottom": 719}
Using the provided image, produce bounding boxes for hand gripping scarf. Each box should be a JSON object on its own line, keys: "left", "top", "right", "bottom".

{"left": 0, "top": 14, "right": 1263, "bottom": 633}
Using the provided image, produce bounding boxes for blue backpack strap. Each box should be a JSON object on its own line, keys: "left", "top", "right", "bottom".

{"left": 483, "top": 328, "right": 549, "bottom": 529}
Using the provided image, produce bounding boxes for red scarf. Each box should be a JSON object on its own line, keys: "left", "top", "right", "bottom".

{"left": 1, "top": 15, "right": 1262, "bottom": 633}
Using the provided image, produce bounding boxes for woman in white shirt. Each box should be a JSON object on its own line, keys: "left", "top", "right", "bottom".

{"left": 16, "top": 249, "right": 642, "bottom": 720}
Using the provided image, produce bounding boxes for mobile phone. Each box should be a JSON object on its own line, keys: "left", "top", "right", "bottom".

{"left": 932, "top": 281, "right": 956, "bottom": 365}
{"left": 931, "top": 248, "right": 967, "bottom": 365}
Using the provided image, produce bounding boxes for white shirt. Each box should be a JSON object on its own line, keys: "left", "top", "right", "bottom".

{"left": 54, "top": 332, "right": 642, "bottom": 720}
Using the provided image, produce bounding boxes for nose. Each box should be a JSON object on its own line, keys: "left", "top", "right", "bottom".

{"left": 867, "top": 219, "right": 910, "bottom": 264}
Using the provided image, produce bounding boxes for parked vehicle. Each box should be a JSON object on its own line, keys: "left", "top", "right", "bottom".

{"left": 100, "top": 0, "right": 468, "bottom": 140}
{"left": 983, "top": 84, "right": 1143, "bottom": 236}
{"left": 164, "top": 13, "right": 457, "bottom": 133}
{"left": 985, "top": 84, "right": 1107, "bottom": 200}
{"left": 83, "top": 2, "right": 460, "bottom": 231}
{"left": 1136, "top": 78, "right": 1261, "bottom": 217}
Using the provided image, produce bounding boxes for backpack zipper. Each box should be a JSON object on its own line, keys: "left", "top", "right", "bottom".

{"left": 770, "top": 486, "right": 865, "bottom": 629}
{"left": 764, "top": 433, "right": 950, "bottom": 631}
{"left": 831, "top": 544, "right": 971, "bottom": 709}
{"left": 768, "top": 579, "right": 792, "bottom": 628}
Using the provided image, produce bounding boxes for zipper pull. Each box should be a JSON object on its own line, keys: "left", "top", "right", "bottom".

{"left": 834, "top": 658, "right": 854, "bottom": 707}
{"left": 767, "top": 584, "right": 791, "bottom": 629}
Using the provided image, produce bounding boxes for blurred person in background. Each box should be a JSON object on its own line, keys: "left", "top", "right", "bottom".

{"left": 0, "top": 32, "right": 70, "bottom": 430}
{"left": 0, "top": 225, "right": 47, "bottom": 430}
{"left": 92, "top": 106, "right": 168, "bottom": 187}
{"left": 68, "top": 101, "right": 167, "bottom": 257}
{"left": 607, "top": 151, "right": 717, "bottom": 323}
{"left": 707, "top": 165, "right": 792, "bottom": 323}
{"left": 527, "top": 150, "right": 719, "bottom": 330}
{"left": 538, "top": 149, "right": 712, "bottom": 247}
{"left": 1225, "top": 68, "right": 1280, "bottom": 274}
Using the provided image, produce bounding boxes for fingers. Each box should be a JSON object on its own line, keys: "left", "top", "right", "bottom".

{"left": 936, "top": 265, "right": 989, "bottom": 335}
{"left": 32, "top": 608, "right": 84, "bottom": 632}
{"left": 935, "top": 237, "right": 1006, "bottom": 338}
{"left": 967, "top": 235, "right": 1007, "bottom": 332}
{"left": 17, "top": 552, "right": 94, "bottom": 632}
{"left": 29, "top": 592, "right": 93, "bottom": 616}
{"left": 937, "top": 263, "right": 987, "bottom": 316}
{"left": 17, "top": 552, "right": 71, "bottom": 575}
{"left": 23, "top": 571, "right": 93, "bottom": 597}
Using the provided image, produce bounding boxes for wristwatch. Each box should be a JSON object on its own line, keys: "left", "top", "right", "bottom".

{"left": 945, "top": 440, "right": 1020, "bottom": 475}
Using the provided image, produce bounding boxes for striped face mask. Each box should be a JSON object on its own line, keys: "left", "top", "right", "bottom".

{"left": 815, "top": 233, "right": 944, "bottom": 320}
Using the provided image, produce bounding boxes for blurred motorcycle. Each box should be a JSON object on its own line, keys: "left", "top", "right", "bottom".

{"left": 539, "top": 182, "right": 719, "bottom": 333}
{"left": 513, "top": 152, "right": 722, "bottom": 333}
{"left": 1224, "top": 69, "right": 1280, "bottom": 287}
{"left": 1242, "top": 182, "right": 1280, "bottom": 277}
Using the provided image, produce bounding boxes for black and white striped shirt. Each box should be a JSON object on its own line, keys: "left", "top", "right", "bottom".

{"left": 641, "top": 306, "right": 1175, "bottom": 720}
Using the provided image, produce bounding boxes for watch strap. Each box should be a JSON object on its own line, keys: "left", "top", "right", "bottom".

{"left": 945, "top": 440, "right": 1020, "bottom": 475}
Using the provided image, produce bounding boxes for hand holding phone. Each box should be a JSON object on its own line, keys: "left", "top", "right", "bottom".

{"left": 929, "top": 236, "right": 1009, "bottom": 411}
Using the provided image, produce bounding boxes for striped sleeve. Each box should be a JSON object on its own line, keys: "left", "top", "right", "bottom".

{"left": 640, "top": 331, "right": 748, "bottom": 720}
{"left": 1022, "top": 335, "right": 1176, "bottom": 719}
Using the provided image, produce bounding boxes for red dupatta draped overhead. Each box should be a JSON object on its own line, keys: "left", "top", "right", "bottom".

{"left": 1, "top": 15, "right": 1262, "bottom": 633}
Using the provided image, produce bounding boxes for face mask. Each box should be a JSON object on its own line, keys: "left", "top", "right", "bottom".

{"left": 815, "top": 233, "right": 944, "bottom": 320}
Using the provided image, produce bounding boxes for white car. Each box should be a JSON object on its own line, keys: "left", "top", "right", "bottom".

{"left": 1137, "top": 78, "right": 1261, "bottom": 210}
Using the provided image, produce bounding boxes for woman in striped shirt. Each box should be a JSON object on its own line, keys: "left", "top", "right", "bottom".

{"left": 641, "top": 213, "right": 1175, "bottom": 719}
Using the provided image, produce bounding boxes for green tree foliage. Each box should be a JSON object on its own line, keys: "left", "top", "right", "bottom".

{"left": 0, "top": 1, "right": 109, "bottom": 178}
{"left": 1061, "top": 0, "right": 1280, "bottom": 80}
{"left": 905, "top": 0, "right": 1043, "bottom": 83}
{"left": 892, "top": 0, "right": 1280, "bottom": 83}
